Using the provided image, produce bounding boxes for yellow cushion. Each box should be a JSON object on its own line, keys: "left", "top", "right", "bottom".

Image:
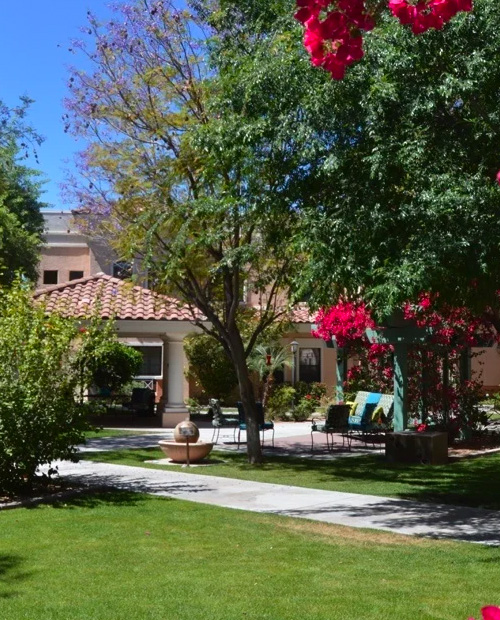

{"left": 348, "top": 402, "right": 358, "bottom": 417}
{"left": 372, "top": 406, "right": 386, "bottom": 424}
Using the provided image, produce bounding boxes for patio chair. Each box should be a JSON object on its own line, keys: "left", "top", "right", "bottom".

{"left": 347, "top": 392, "right": 382, "bottom": 441}
{"left": 370, "top": 393, "right": 394, "bottom": 435}
{"left": 236, "top": 401, "right": 275, "bottom": 448}
{"left": 210, "top": 399, "right": 239, "bottom": 444}
{"left": 311, "top": 403, "right": 351, "bottom": 452}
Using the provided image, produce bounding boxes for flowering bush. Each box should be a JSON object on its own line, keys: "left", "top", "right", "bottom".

{"left": 314, "top": 294, "right": 496, "bottom": 436}
{"left": 313, "top": 300, "right": 375, "bottom": 348}
{"left": 469, "top": 606, "right": 500, "bottom": 620}
{"left": 295, "top": 0, "right": 473, "bottom": 79}
{"left": 403, "top": 292, "right": 497, "bottom": 348}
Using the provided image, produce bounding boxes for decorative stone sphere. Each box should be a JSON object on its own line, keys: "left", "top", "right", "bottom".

{"left": 173, "top": 420, "right": 200, "bottom": 444}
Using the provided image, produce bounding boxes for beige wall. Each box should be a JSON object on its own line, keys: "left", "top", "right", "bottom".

{"left": 282, "top": 333, "right": 336, "bottom": 396}
{"left": 472, "top": 347, "right": 500, "bottom": 392}
{"left": 38, "top": 246, "right": 91, "bottom": 288}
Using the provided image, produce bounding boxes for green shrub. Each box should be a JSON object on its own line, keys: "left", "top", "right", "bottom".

{"left": 0, "top": 281, "right": 130, "bottom": 494}
{"left": 291, "top": 397, "right": 317, "bottom": 421}
{"left": 184, "top": 333, "right": 238, "bottom": 400}
{"left": 87, "top": 340, "right": 142, "bottom": 393}
{"left": 266, "top": 385, "right": 296, "bottom": 420}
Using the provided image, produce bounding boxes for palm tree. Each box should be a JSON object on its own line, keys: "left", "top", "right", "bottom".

{"left": 248, "top": 344, "right": 293, "bottom": 408}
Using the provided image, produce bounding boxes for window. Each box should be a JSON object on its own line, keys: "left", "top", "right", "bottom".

{"left": 113, "top": 261, "right": 132, "bottom": 280}
{"left": 299, "top": 348, "right": 321, "bottom": 383}
{"left": 131, "top": 346, "right": 162, "bottom": 377}
{"left": 69, "top": 271, "right": 84, "bottom": 281}
{"left": 43, "top": 270, "right": 58, "bottom": 285}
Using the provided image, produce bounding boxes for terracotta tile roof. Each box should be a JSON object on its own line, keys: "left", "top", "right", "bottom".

{"left": 34, "top": 273, "right": 199, "bottom": 321}
{"left": 288, "top": 303, "right": 316, "bottom": 324}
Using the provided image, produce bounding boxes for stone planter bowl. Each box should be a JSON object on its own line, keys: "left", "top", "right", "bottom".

{"left": 158, "top": 440, "right": 213, "bottom": 464}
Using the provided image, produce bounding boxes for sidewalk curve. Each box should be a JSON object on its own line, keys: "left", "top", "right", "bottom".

{"left": 53, "top": 460, "right": 500, "bottom": 546}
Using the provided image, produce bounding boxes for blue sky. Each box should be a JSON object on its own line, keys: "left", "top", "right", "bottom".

{"left": 1, "top": 1, "right": 118, "bottom": 209}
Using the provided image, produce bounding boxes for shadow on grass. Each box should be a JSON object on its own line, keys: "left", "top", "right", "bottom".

{"left": 49, "top": 489, "right": 163, "bottom": 510}
{"left": 198, "top": 450, "right": 500, "bottom": 509}
{"left": 264, "top": 452, "right": 500, "bottom": 509}
{"left": 81, "top": 446, "right": 500, "bottom": 510}
{"left": 0, "top": 555, "right": 31, "bottom": 599}
{"left": 271, "top": 497, "right": 500, "bottom": 545}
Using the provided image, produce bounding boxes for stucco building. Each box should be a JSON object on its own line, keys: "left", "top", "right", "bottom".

{"left": 37, "top": 211, "right": 333, "bottom": 426}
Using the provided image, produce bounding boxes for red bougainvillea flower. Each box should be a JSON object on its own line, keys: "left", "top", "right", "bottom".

{"left": 296, "top": 0, "right": 473, "bottom": 78}
{"left": 469, "top": 605, "right": 500, "bottom": 620}
{"left": 295, "top": 0, "right": 374, "bottom": 79}
{"left": 388, "top": 0, "right": 472, "bottom": 34}
{"left": 313, "top": 300, "right": 375, "bottom": 347}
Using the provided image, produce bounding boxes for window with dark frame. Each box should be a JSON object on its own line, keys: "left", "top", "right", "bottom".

{"left": 131, "top": 346, "right": 162, "bottom": 377}
{"left": 69, "top": 271, "right": 84, "bottom": 281}
{"left": 298, "top": 348, "right": 321, "bottom": 384}
{"left": 43, "top": 270, "right": 58, "bottom": 285}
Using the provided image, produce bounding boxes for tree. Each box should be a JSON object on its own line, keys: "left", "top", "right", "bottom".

{"left": 184, "top": 333, "right": 238, "bottom": 401}
{"left": 0, "top": 280, "right": 128, "bottom": 494}
{"left": 195, "top": 0, "right": 500, "bottom": 437}
{"left": 66, "top": 1, "right": 305, "bottom": 463}
{"left": 248, "top": 344, "right": 292, "bottom": 407}
{"left": 0, "top": 98, "right": 45, "bottom": 284}
{"left": 86, "top": 340, "right": 142, "bottom": 393}
{"left": 212, "top": 0, "right": 500, "bottom": 321}
{"left": 294, "top": 0, "right": 500, "bottom": 321}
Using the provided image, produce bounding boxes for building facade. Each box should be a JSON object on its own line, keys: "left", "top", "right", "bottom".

{"left": 37, "top": 211, "right": 332, "bottom": 426}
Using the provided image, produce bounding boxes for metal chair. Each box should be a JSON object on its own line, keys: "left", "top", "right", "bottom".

{"left": 210, "top": 399, "right": 239, "bottom": 444}
{"left": 236, "top": 401, "right": 275, "bottom": 448}
{"left": 311, "top": 404, "right": 351, "bottom": 452}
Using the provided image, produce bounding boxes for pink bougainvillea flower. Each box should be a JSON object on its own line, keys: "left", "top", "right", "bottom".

{"left": 496, "top": 170, "right": 500, "bottom": 185}
{"left": 469, "top": 606, "right": 500, "bottom": 620}
{"left": 481, "top": 606, "right": 500, "bottom": 620}
{"left": 296, "top": 0, "right": 474, "bottom": 81}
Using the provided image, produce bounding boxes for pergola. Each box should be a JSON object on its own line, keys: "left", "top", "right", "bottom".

{"left": 333, "top": 312, "right": 478, "bottom": 431}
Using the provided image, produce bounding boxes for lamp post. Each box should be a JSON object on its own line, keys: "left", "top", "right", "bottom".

{"left": 290, "top": 341, "right": 299, "bottom": 386}
{"left": 290, "top": 340, "right": 299, "bottom": 417}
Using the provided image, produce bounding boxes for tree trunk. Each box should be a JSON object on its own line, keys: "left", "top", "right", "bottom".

{"left": 228, "top": 336, "right": 263, "bottom": 464}
{"left": 262, "top": 373, "right": 274, "bottom": 409}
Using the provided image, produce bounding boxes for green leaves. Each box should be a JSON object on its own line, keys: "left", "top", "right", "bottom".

{"left": 0, "top": 99, "right": 45, "bottom": 284}
{"left": 0, "top": 281, "right": 132, "bottom": 493}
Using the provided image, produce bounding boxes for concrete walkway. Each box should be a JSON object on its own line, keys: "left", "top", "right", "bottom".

{"left": 81, "top": 422, "right": 381, "bottom": 458}
{"left": 53, "top": 458, "right": 500, "bottom": 546}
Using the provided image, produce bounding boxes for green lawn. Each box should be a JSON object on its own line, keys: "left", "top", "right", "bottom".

{"left": 81, "top": 447, "right": 500, "bottom": 509}
{"left": 1, "top": 491, "right": 499, "bottom": 620}
{"left": 83, "top": 428, "right": 149, "bottom": 440}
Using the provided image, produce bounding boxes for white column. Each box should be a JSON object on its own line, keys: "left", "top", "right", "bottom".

{"left": 166, "top": 338, "right": 187, "bottom": 408}
{"left": 160, "top": 335, "right": 189, "bottom": 428}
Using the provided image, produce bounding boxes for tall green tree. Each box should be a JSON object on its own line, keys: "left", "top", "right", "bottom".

{"left": 0, "top": 98, "right": 45, "bottom": 284}
{"left": 210, "top": 0, "right": 500, "bottom": 322}
{"left": 184, "top": 333, "right": 238, "bottom": 401}
{"left": 66, "top": 1, "right": 304, "bottom": 463}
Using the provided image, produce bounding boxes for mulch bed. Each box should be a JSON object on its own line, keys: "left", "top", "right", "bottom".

{"left": 448, "top": 433, "right": 500, "bottom": 459}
